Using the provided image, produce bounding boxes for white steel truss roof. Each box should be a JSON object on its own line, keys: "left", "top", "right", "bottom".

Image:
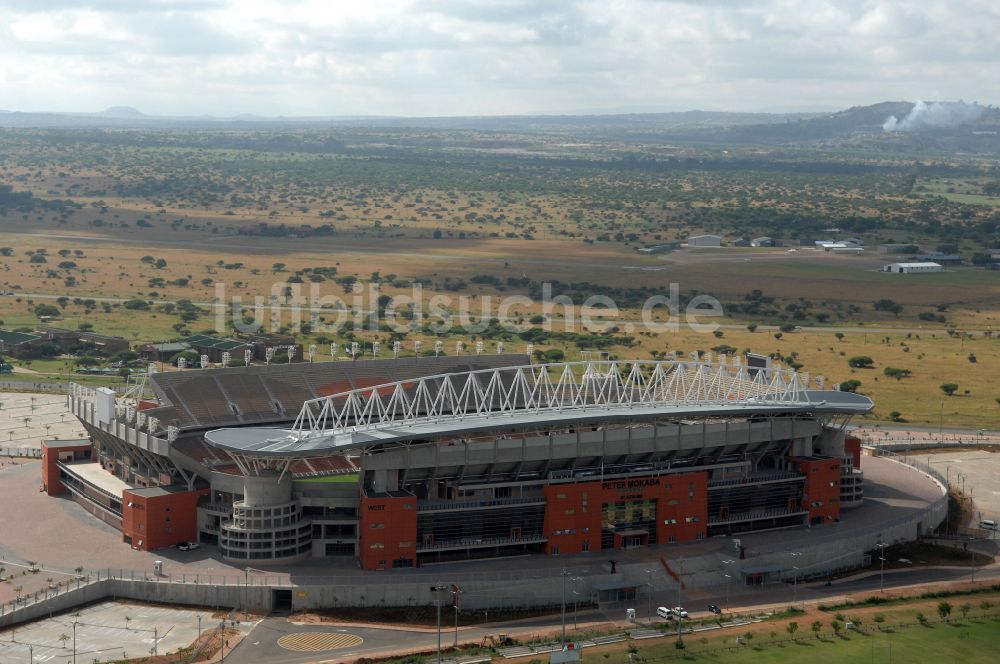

{"left": 202, "top": 360, "right": 872, "bottom": 458}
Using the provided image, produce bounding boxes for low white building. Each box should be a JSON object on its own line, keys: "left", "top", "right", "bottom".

{"left": 687, "top": 234, "right": 722, "bottom": 247}
{"left": 883, "top": 262, "right": 942, "bottom": 274}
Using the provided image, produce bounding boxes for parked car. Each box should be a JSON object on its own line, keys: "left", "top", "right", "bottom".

{"left": 708, "top": 604, "right": 722, "bottom": 615}
{"left": 177, "top": 541, "right": 200, "bottom": 551}
{"left": 656, "top": 606, "right": 674, "bottom": 620}
{"left": 672, "top": 606, "right": 689, "bottom": 618}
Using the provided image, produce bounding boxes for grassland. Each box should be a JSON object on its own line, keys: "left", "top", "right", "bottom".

{"left": 588, "top": 620, "right": 1000, "bottom": 663}
{"left": 2, "top": 125, "right": 1000, "bottom": 428}
{"left": 560, "top": 589, "right": 1000, "bottom": 663}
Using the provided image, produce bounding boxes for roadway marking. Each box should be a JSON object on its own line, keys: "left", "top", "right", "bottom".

{"left": 276, "top": 632, "right": 364, "bottom": 652}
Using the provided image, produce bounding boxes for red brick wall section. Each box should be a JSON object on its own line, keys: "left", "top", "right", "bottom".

{"left": 121, "top": 488, "right": 208, "bottom": 551}
{"left": 359, "top": 493, "right": 417, "bottom": 570}
{"left": 41, "top": 442, "right": 92, "bottom": 496}
{"left": 543, "top": 471, "right": 708, "bottom": 555}
{"left": 792, "top": 457, "right": 841, "bottom": 524}
{"left": 543, "top": 482, "right": 603, "bottom": 554}
{"left": 844, "top": 436, "right": 862, "bottom": 469}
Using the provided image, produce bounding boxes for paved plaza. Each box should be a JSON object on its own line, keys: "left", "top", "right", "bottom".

{"left": 0, "top": 391, "right": 87, "bottom": 455}
{"left": 925, "top": 449, "right": 1000, "bottom": 526}
{"left": 0, "top": 601, "right": 220, "bottom": 663}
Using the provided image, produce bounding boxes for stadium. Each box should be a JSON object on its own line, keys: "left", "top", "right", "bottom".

{"left": 44, "top": 353, "right": 872, "bottom": 571}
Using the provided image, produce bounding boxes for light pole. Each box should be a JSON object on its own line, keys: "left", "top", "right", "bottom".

{"left": 645, "top": 569, "right": 654, "bottom": 623}
{"left": 452, "top": 584, "right": 461, "bottom": 648}
{"left": 789, "top": 551, "right": 801, "bottom": 606}
{"left": 722, "top": 559, "right": 735, "bottom": 610}
{"left": 560, "top": 568, "right": 570, "bottom": 646}
{"left": 876, "top": 541, "right": 887, "bottom": 592}
{"left": 571, "top": 574, "right": 584, "bottom": 630}
{"left": 219, "top": 620, "right": 226, "bottom": 663}
{"left": 244, "top": 567, "right": 250, "bottom": 615}
{"left": 676, "top": 558, "right": 684, "bottom": 646}
{"left": 197, "top": 615, "right": 201, "bottom": 641}
{"left": 72, "top": 620, "right": 77, "bottom": 664}
{"left": 431, "top": 583, "right": 447, "bottom": 664}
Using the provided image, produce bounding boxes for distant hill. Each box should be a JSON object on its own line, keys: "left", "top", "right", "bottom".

{"left": 0, "top": 102, "right": 995, "bottom": 154}
{"left": 99, "top": 105, "right": 145, "bottom": 118}
{"left": 700, "top": 101, "right": 999, "bottom": 146}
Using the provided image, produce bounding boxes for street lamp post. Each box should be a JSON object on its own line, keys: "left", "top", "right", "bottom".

{"left": 789, "top": 552, "right": 801, "bottom": 606}
{"left": 452, "top": 585, "right": 461, "bottom": 649}
{"left": 645, "top": 569, "right": 654, "bottom": 623}
{"left": 431, "top": 583, "right": 447, "bottom": 664}
{"left": 560, "top": 568, "right": 569, "bottom": 646}
{"left": 676, "top": 558, "right": 684, "bottom": 645}
{"left": 722, "top": 559, "right": 735, "bottom": 610}
{"left": 570, "top": 574, "right": 584, "bottom": 630}
{"left": 219, "top": 621, "right": 226, "bottom": 663}
{"left": 72, "top": 620, "right": 77, "bottom": 664}
{"left": 876, "top": 541, "right": 887, "bottom": 592}
{"left": 244, "top": 567, "right": 249, "bottom": 614}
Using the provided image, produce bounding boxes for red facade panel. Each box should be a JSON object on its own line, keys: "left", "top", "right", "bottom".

{"left": 121, "top": 488, "right": 208, "bottom": 551}
{"left": 40, "top": 442, "right": 92, "bottom": 496}
{"left": 791, "top": 457, "right": 841, "bottom": 524}
{"left": 542, "top": 471, "right": 708, "bottom": 555}
{"left": 844, "top": 436, "right": 862, "bottom": 469}
{"left": 359, "top": 493, "right": 417, "bottom": 570}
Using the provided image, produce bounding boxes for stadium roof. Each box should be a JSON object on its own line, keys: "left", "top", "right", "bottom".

{"left": 205, "top": 391, "right": 873, "bottom": 458}
{"left": 145, "top": 354, "right": 528, "bottom": 430}
{"left": 203, "top": 358, "right": 874, "bottom": 458}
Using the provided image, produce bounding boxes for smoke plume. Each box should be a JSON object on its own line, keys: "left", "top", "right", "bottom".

{"left": 883, "top": 100, "right": 984, "bottom": 132}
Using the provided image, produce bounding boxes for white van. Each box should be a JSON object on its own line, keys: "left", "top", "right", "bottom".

{"left": 980, "top": 519, "right": 998, "bottom": 531}
{"left": 656, "top": 606, "right": 674, "bottom": 620}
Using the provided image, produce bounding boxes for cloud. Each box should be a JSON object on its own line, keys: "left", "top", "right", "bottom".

{"left": 0, "top": 0, "right": 996, "bottom": 116}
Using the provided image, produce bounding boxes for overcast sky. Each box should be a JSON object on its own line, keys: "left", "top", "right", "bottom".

{"left": 0, "top": 0, "right": 996, "bottom": 117}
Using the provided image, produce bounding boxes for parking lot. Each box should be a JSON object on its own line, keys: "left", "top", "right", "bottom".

{"left": 0, "top": 601, "right": 222, "bottom": 663}
{"left": 0, "top": 391, "right": 87, "bottom": 454}
{"left": 926, "top": 450, "right": 1000, "bottom": 526}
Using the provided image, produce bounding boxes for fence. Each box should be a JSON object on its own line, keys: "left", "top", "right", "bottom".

{"left": 0, "top": 446, "right": 42, "bottom": 458}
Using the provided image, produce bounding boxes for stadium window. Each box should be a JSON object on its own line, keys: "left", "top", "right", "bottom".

{"left": 582, "top": 541, "right": 590, "bottom": 552}
{"left": 369, "top": 542, "right": 385, "bottom": 549}
{"left": 552, "top": 545, "right": 560, "bottom": 555}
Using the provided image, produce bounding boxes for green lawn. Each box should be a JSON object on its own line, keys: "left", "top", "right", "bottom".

{"left": 591, "top": 619, "right": 1000, "bottom": 663}
{"left": 295, "top": 473, "right": 359, "bottom": 483}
